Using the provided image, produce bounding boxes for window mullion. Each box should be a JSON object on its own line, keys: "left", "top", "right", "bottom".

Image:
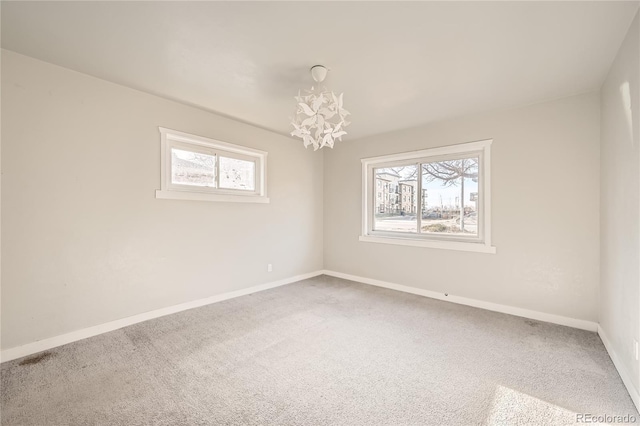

{"left": 369, "top": 166, "right": 375, "bottom": 234}
{"left": 417, "top": 162, "right": 423, "bottom": 234}
{"left": 214, "top": 153, "right": 220, "bottom": 189}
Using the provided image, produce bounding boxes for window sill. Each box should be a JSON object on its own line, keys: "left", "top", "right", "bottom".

{"left": 156, "top": 190, "right": 270, "bottom": 204}
{"left": 359, "top": 235, "right": 496, "bottom": 254}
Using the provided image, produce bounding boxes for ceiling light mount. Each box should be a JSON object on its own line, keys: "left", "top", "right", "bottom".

{"left": 290, "top": 65, "right": 350, "bottom": 151}
{"left": 310, "top": 65, "right": 328, "bottom": 83}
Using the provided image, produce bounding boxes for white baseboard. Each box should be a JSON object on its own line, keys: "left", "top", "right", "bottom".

{"left": 598, "top": 325, "right": 640, "bottom": 413}
{"left": 322, "top": 270, "right": 599, "bottom": 332}
{"left": 1, "top": 270, "right": 324, "bottom": 363}
{"left": 4, "top": 269, "right": 636, "bottom": 412}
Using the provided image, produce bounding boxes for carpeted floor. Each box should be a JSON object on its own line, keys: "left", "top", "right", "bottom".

{"left": 1, "top": 275, "right": 638, "bottom": 425}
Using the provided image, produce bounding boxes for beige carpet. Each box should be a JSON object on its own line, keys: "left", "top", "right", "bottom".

{"left": 1, "top": 275, "right": 637, "bottom": 425}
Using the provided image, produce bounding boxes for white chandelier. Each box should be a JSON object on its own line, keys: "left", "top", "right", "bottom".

{"left": 290, "top": 65, "right": 350, "bottom": 150}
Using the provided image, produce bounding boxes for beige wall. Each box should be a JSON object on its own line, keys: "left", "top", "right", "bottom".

{"left": 1, "top": 50, "right": 324, "bottom": 350}
{"left": 324, "top": 92, "right": 601, "bottom": 323}
{"left": 600, "top": 12, "right": 640, "bottom": 394}
{"left": 2, "top": 30, "right": 635, "bottom": 392}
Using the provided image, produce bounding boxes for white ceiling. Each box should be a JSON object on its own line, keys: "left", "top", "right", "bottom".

{"left": 2, "top": 1, "right": 638, "bottom": 140}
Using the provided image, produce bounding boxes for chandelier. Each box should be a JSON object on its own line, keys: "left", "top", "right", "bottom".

{"left": 290, "top": 65, "right": 350, "bottom": 150}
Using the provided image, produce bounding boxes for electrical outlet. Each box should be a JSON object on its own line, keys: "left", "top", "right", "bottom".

{"left": 267, "top": 264, "right": 273, "bottom": 273}
{"left": 634, "top": 339, "right": 638, "bottom": 361}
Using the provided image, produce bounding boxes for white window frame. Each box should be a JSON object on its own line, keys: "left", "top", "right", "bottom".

{"left": 360, "top": 139, "right": 495, "bottom": 254}
{"left": 155, "top": 127, "right": 269, "bottom": 203}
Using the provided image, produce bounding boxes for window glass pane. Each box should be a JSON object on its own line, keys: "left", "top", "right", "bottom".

{"left": 421, "top": 157, "right": 479, "bottom": 236}
{"left": 171, "top": 148, "right": 215, "bottom": 187}
{"left": 219, "top": 156, "right": 256, "bottom": 191}
{"left": 374, "top": 166, "right": 418, "bottom": 233}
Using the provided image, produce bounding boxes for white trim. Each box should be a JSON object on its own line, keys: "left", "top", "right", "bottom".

{"left": 598, "top": 325, "right": 640, "bottom": 412}
{"left": 0, "top": 270, "right": 323, "bottom": 363}
{"left": 155, "top": 190, "right": 270, "bottom": 203}
{"left": 483, "top": 141, "right": 493, "bottom": 247}
{"left": 360, "top": 139, "right": 492, "bottom": 166}
{"left": 159, "top": 127, "right": 268, "bottom": 157}
{"left": 361, "top": 139, "right": 494, "bottom": 254}
{"left": 322, "top": 270, "right": 598, "bottom": 332}
{"left": 359, "top": 235, "right": 496, "bottom": 253}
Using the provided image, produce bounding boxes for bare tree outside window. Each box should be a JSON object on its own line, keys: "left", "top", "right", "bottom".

{"left": 422, "top": 157, "right": 478, "bottom": 234}
{"left": 362, "top": 140, "right": 492, "bottom": 251}
{"left": 373, "top": 157, "right": 479, "bottom": 236}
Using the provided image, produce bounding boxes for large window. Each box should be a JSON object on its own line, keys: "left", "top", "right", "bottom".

{"left": 156, "top": 128, "right": 268, "bottom": 203}
{"left": 361, "top": 140, "right": 494, "bottom": 253}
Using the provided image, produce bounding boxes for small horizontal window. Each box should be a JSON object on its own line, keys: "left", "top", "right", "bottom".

{"left": 156, "top": 128, "right": 268, "bottom": 203}
{"left": 361, "top": 140, "right": 495, "bottom": 253}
